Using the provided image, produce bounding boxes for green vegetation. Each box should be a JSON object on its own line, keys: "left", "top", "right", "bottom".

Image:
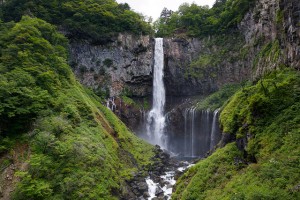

{"left": 253, "top": 39, "right": 281, "bottom": 70}
{"left": 173, "top": 143, "right": 243, "bottom": 200}
{"left": 185, "top": 34, "right": 245, "bottom": 79}
{"left": 1, "top": 0, "right": 153, "bottom": 43}
{"left": 155, "top": 0, "right": 256, "bottom": 38}
{"left": 197, "top": 83, "right": 244, "bottom": 110}
{"left": 0, "top": 17, "right": 154, "bottom": 199}
{"left": 173, "top": 69, "right": 300, "bottom": 199}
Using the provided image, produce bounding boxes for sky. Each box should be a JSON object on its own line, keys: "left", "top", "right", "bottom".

{"left": 116, "top": 0, "right": 216, "bottom": 20}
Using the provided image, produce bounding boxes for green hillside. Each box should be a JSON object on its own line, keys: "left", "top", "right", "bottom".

{"left": 172, "top": 69, "right": 300, "bottom": 199}
{"left": 0, "top": 16, "right": 154, "bottom": 199}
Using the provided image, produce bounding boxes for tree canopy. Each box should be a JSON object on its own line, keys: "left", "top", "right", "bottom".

{"left": 155, "top": 0, "right": 256, "bottom": 38}
{"left": 1, "top": 0, "right": 153, "bottom": 43}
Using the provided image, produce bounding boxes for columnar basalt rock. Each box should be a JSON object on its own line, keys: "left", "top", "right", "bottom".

{"left": 69, "top": 34, "right": 154, "bottom": 97}
{"left": 239, "top": 0, "right": 300, "bottom": 78}
{"left": 163, "top": 37, "right": 250, "bottom": 96}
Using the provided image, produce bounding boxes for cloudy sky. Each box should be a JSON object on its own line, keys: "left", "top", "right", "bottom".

{"left": 116, "top": 0, "right": 216, "bottom": 20}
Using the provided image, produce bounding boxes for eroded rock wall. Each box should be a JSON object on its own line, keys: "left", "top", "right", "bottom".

{"left": 163, "top": 36, "right": 250, "bottom": 96}
{"left": 69, "top": 34, "right": 154, "bottom": 97}
{"left": 239, "top": 0, "right": 300, "bottom": 78}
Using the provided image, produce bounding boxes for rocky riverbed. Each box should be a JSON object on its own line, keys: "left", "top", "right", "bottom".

{"left": 124, "top": 145, "right": 195, "bottom": 200}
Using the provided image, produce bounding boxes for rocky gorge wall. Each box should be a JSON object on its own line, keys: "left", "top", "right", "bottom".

{"left": 239, "top": 0, "right": 300, "bottom": 78}
{"left": 69, "top": 0, "right": 299, "bottom": 99}
{"left": 163, "top": 35, "right": 250, "bottom": 96}
{"left": 69, "top": 34, "right": 154, "bottom": 97}
{"left": 69, "top": 35, "right": 251, "bottom": 98}
{"left": 68, "top": 0, "right": 299, "bottom": 134}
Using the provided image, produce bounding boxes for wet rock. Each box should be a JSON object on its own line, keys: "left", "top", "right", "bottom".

{"left": 125, "top": 172, "right": 150, "bottom": 199}
{"left": 137, "top": 182, "right": 148, "bottom": 193}
{"left": 167, "top": 183, "right": 173, "bottom": 189}
{"left": 155, "top": 187, "right": 164, "bottom": 196}
{"left": 143, "top": 192, "right": 150, "bottom": 198}
{"left": 218, "top": 133, "right": 235, "bottom": 148}
{"left": 157, "top": 195, "right": 167, "bottom": 200}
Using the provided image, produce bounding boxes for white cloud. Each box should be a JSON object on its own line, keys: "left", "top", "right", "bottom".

{"left": 116, "top": 0, "right": 216, "bottom": 20}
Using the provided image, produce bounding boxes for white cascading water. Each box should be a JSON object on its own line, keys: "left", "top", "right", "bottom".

{"left": 183, "top": 108, "right": 221, "bottom": 157}
{"left": 190, "top": 107, "right": 196, "bottom": 157}
{"left": 210, "top": 108, "right": 220, "bottom": 150}
{"left": 146, "top": 38, "right": 166, "bottom": 148}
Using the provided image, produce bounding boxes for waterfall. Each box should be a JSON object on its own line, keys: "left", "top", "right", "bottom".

{"left": 210, "top": 109, "right": 220, "bottom": 150}
{"left": 190, "top": 107, "right": 196, "bottom": 157}
{"left": 183, "top": 108, "right": 221, "bottom": 157}
{"left": 184, "top": 109, "right": 188, "bottom": 156}
{"left": 183, "top": 107, "right": 197, "bottom": 157}
{"left": 146, "top": 38, "right": 166, "bottom": 148}
{"left": 106, "top": 97, "right": 116, "bottom": 112}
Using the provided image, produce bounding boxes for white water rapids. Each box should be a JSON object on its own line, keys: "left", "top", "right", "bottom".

{"left": 145, "top": 163, "right": 194, "bottom": 200}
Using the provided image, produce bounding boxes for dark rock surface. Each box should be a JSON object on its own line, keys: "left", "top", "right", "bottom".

{"left": 68, "top": 0, "right": 299, "bottom": 100}
{"left": 239, "top": 0, "right": 300, "bottom": 77}
{"left": 69, "top": 34, "right": 154, "bottom": 97}
{"left": 163, "top": 37, "right": 250, "bottom": 96}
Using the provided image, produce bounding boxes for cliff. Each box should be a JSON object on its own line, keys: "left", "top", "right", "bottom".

{"left": 69, "top": 0, "right": 300, "bottom": 98}
{"left": 67, "top": 0, "right": 299, "bottom": 136}
{"left": 69, "top": 34, "right": 153, "bottom": 97}
{"left": 239, "top": 0, "right": 300, "bottom": 77}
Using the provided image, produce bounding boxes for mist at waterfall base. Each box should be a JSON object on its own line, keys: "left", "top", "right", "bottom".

{"left": 165, "top": 108, "right": 222, "bottom": 159}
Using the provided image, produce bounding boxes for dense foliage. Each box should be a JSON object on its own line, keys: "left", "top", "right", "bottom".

{"left": 0, "top": 17, "right": 154, "bottom": 199}
{"left": 173, "top": 69, "right": 300, "bottom": 199}
{"left": 196, "top": 83, "right": 244, "bottom": 111}
{"left": 0, "top": 0, "right": 153, "bottom": 43}
{"left": 0, "top": 16, "right": 70, "bottom": 135}
{"left": 155, "top": 0, "right": 256, "bottom": 38}
{"left": 184, "top": 33, "right": 246, "bottom": 80}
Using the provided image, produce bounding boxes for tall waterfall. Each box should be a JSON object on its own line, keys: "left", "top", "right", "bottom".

{"left": 146, "top": 38, "right": 166, "bottom": 148}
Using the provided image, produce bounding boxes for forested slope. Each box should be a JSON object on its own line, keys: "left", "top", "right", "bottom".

{"left": 1, "top": 0, "right": 153, "bottom": 43}
{"left": 0, "top": 16, "right": 154, "bottom": 199}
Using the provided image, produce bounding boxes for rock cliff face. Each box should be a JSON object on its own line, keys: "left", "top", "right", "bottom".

{"left": 69, "top": 34, "right": 153, "bottom": 97}
{"left": 69, "top": 0, "right": 299, "bottom": 99}
{"left": 68, "top": 0, "right": 299, "bottom": 135}
{"left": 163, "top": 37, "right": 250, "bottom": 96}
{"left": 69, "top": 35, "right": 251, "bottom": 99}
{"left": 239, "top": 0, "right": 300, "bottom": 78}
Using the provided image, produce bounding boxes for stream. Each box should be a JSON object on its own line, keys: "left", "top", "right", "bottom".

{"left": 145, "top": 161, "right": 194, "bottom": 200}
